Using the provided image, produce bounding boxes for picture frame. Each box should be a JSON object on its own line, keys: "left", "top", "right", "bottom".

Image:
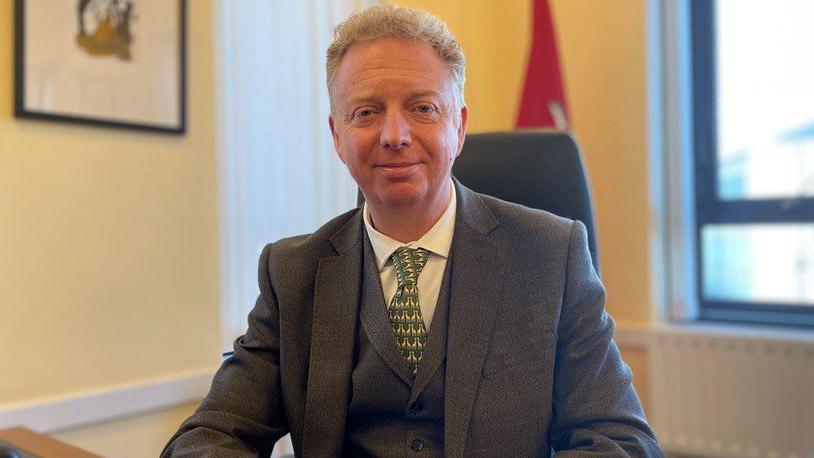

{"left": 14, "top": 0, "right": 187, "bottom": 134}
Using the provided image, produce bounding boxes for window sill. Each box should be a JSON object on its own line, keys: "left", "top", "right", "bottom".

{"left": 615, "top": 320, "right": 814, "bottom": 347}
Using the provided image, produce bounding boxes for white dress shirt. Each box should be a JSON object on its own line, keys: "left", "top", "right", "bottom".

{"left": 363, "top": 183, "right": 457, "bottom": 331}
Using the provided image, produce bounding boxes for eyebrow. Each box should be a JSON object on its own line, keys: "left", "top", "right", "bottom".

{"left": 346, "top": 90, "right": 444, "bottom": 107}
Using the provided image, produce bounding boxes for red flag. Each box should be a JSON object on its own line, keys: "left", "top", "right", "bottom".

{"left": 516, "top": 0, "right": 569, "bottom": 129}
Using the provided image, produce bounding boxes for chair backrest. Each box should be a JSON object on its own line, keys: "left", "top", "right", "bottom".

{"left": 453, "top": 130, "right": 600, "bottom": 275}
{"left": 355, "top": 130, "right": 600, "bottom": 276}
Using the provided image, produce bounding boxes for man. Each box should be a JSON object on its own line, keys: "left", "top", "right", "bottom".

{"left": 164, "top": 4, "right": 661, "bottom": 457}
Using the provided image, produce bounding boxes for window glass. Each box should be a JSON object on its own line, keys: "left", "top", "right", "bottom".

{"left": 702, "top": 224, "right": 814, "bottom": 305}
{"left": 716, "top": 0, "right": 814, "bottom": 200}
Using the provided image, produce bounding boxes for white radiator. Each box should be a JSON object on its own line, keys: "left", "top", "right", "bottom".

{"left": 647, "top": 326, "right": 814, "bottom": 458}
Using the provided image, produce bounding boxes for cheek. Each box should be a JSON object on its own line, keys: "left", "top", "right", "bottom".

{"left": 338, "top": 131, "right": 372, "bottom": 166}
{"left": 435, "top": 126, "right": 460, "bottom": 166}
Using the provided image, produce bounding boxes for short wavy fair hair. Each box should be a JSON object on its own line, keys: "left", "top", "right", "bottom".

{"left": 326, "top": 4, "right": 466, "bottom": 113}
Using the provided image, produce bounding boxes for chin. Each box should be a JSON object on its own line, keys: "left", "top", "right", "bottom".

{"left": 372, "top": 182, "right": 427, "bottom": 207}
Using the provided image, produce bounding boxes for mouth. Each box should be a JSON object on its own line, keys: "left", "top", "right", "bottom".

{"left": 375, "top": 162, "right": 421, "bottom": 178}
{"left": 377, "top": 161, "right": 418, "bottom": 168}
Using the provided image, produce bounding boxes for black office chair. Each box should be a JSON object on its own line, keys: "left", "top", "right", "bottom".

{"left": 357, "top": 130, "right": 600, "bottom": 276}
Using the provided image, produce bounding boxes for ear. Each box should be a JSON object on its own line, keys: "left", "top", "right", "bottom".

{"left": 328, "top": 114, "right": 346, "bottom": 164}
{"left": 455, "top": 105, "right": 468, "bottom": 158}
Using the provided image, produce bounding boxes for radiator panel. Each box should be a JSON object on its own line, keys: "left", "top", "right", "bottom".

{"left": 649, "top": 329, "right": 814, "bottom": 457}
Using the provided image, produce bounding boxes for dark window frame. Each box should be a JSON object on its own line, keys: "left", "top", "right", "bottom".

{"left": 691, "top": 0, "right": 814, "bottom": 327}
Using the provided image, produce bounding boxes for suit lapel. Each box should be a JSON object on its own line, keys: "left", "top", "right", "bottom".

{"left": 409, "top": 254, "right": 452, "bottom": 404}
{"left": 301, "top": 212, "right": 364, "bottom": 456}
{"left": 444, "top": 179, "right": 506, "bottom": 458}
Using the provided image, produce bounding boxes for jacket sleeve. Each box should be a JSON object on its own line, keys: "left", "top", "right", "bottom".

{"left": 162, "top": 243, "right": 287, "bottom": 457}
{"left": 548, "top": 221, "right": 663, "bottom": 457}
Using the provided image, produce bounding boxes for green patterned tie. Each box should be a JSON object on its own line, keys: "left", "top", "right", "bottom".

{"left": 388, "top": 247, "right": 430, "bottom": 375}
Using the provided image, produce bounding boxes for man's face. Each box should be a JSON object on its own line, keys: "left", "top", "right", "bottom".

{"left": 329, "top": 38, "right": 467, "bottom": 210}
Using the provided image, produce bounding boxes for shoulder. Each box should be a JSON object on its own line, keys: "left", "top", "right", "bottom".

{"left": 474, "top": 192, "right": 576, "bottom": 245}
{"left": 264, "top": 207, "right": 361, "bottom": 274}
{"left": 465, "top": 191, "right": 590, "bottom": 280}
{"left": 472, "top": 192, "right": 597, "bottom": 290}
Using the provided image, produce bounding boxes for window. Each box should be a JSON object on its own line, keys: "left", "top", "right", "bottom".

{"left": 691, "top": 0, "right": 814, "bottom": 326}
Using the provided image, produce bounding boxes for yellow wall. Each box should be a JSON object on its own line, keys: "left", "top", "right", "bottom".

{"left": 53, "top": 402, "right": 198, "bottom": 458}
{"left": 0, "top": 1, "right": 220, "bottom": 405}
{"left": 395, "top": 0, "right": 653, "bottom": 323}
{"left": 553, "top": 0, "right": 652, "bottom": 324}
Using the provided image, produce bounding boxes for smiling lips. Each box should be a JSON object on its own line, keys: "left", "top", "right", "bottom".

{"left": 375, "top": 162, "right": 421, "bottom": 179}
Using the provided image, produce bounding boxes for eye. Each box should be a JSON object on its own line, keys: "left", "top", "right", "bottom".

{"left": 349, "top": 107, "right": 378, "bottom": 125}
{"left": 415, "top": 103, "right": 436, "bottom": 114}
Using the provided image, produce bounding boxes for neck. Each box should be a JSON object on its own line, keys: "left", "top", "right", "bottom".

{"left": 368, "top": 180, "right": 452, "bottom": 243}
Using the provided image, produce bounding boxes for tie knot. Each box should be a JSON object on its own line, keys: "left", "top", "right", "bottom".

{"left": 391, "top": 247, "right": 429, "bottom": 287}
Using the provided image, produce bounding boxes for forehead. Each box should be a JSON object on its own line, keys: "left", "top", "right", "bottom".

{"left": 334, "top": 38, "right": 453, "bottom": 104}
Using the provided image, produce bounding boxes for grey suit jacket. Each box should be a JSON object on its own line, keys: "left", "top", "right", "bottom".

{"left": 163, "top": 180, "right": 662, "bottom": 457}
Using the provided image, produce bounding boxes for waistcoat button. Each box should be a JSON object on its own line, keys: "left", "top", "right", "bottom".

{"left": 410, "top": 438, "right": 424, "bottom": 452}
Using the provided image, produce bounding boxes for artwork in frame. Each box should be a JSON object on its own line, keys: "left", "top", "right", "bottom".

{"left": 14, "top": 0, "right": 187, "bottom": 134}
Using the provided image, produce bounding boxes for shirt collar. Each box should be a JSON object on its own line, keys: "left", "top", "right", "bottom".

{"left": 363, "top": 182, "right": 457, "bottom": 272}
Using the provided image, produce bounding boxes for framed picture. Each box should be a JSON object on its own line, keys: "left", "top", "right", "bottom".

{"left": 14, "top": 0, "right": 187, "bottom": 134}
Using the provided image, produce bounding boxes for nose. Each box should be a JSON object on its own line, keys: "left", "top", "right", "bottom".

{"left": 379, "top": 110, "right": 412, "bottom": 150}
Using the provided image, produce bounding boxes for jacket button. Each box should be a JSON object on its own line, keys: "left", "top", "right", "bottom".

{"left": 410, "top": 438, "right": 424, "bottom": 452}
{"left": 409, "top": 401, "right": 424, "bottom": 415}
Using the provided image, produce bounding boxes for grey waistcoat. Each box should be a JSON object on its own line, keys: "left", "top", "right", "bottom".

{"left": 342, "top": 234, "right": 452, "bottom": 457}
